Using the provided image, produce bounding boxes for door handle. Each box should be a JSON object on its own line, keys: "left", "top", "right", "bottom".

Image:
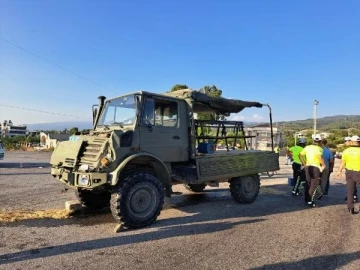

{"left": 173, "top": 135, "right": 180, "bottom": 140}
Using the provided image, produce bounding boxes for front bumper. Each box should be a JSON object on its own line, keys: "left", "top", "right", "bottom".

{"left": 51, "top": 168, "right": 108, "bottom": 189}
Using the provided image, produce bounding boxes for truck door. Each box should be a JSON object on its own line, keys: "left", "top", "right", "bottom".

{"left": 139, "top": 96, "right": 189, "bottom": 162}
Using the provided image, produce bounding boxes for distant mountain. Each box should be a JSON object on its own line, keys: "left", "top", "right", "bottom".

{"left": 27, "top": 121, "right": 93, "bottom": 131}
{"left": 275, "top": 115, "right": 360, "bottom": 131}
{"left": 243, "top": 121, "right": 267, "bottom": 127}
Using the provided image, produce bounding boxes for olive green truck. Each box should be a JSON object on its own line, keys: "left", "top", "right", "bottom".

{"left": 50, "top": 89, "right": 279, "bottom": 229}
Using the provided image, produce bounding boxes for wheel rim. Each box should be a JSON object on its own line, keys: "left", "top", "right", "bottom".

{"left": 243, "top": 176, "right": 257, "bottom": 196}
{"left": 128, "top": 184, "right": 157, "bottom": 218}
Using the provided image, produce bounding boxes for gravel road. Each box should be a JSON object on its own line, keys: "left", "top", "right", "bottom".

{"left": 0, "top": 151, "right": 359, "bottom": 270}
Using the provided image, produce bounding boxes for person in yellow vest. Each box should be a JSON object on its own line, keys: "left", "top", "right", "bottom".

{"left": 343, "top": 136, "right": 358, "bottom": 202}
{"left": 299, "top": 134, "right": 326, "bottom": 207}
{"left": 288, "top": 138, "right": 307, "bottom": 196}
{"left": 336, "top": 135, "right": 360, "bottom": 214}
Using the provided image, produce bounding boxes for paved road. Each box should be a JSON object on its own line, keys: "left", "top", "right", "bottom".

{"left": 0, "top": 151, "right": 51, "bottom": 168}
{"left": 1, "top": 152, "right": 359, "bottom": 270}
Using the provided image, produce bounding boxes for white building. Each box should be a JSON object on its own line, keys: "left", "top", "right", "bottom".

{"left": 246, "top": 125, "right": 284, "bottom": 151}
{"left": 1, "top": 120, "right": 28, "bottom": 137}
{"left": 40, "top": 132, "right": 70, "bottom": 149}
{"left": 320, "top": 132, "right": 330, "bottom": 138}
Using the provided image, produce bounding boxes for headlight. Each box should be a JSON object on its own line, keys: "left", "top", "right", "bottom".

{"left": 79, "top": 175, "right": 89, "bottom": 186}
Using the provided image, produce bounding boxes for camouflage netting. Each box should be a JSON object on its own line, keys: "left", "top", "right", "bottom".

{"left": 165, "top": 89, "right": 263, "bottom": 115}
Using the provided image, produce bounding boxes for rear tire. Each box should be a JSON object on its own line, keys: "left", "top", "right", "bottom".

{"left": 230, "top": 175, "right": 260, "bottom": 203}
{"left": 110, "top": 172, "right": 164, "bottom": 228}
{"left": 184, "top": 183, "right": 206, "bottom": 192}
{"left": 76, "top": 189, "right": 111, "bottom": 210}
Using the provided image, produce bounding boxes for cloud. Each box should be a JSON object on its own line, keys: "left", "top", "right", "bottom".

{"left": 228, "top": 114, "right": 245, "bottom": 121}
{"left": 228, "top": 113, "right": 265, "bottom": 122}
{"left": 252, "top": 114, "right": 264, "bottom": 122}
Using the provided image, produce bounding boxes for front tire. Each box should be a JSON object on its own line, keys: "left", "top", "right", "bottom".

{"left": 230, "top": 175, "right": 260, "bottom": 203}
{"left": 110, "top": 173, "right": 164, "bottom": 228}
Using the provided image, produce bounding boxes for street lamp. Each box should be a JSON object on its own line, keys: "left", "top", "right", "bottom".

{"left": 313, "top": 100, "right": 319, "bottom": 136}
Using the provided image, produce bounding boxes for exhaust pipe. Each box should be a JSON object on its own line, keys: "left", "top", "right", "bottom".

{"left": 93, "top": 96, "right": 106, "bottom": 129}
{"left": 98, "top": 95, "right": 106, "bottom": 107}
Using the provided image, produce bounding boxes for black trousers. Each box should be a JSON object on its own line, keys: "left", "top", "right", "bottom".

{"left": 292, "top": 162, "right": 306, "bottom": 192}
{"left": 346, "top": 170, "right": 360, "bottom": 210}
{"left": 304, "top": 166, "right": 321, "bottom": 202}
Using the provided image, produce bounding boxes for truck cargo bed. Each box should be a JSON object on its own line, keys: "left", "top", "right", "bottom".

{"left": 194, "top": 150, "right": 279, "bottom": 182}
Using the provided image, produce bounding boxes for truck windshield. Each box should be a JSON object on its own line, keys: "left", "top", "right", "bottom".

{"left": 98, "top": 94, "right": 137, "bottom": 127}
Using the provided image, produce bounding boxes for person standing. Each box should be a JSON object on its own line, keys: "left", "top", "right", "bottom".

{"left": 343, "top": 137, "right": 358, "bottom": 202}
{"left": 288, "top": 138, "right": 306, "bottom": 196}
{"left": 320, "top": 139, "right": 334, "bottom": 195}
{"left": 336, "top": 135, "right": 360, "bottom": 214}
{"left": 285, "top": 146, "right": 292, "bottom": 165}
{"left": 299, "top": 135, "right": 326, "bottom": 207}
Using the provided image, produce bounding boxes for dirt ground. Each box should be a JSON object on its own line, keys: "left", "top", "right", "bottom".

{"left": 1, "top": 151, "right": 359, "bottom": 270}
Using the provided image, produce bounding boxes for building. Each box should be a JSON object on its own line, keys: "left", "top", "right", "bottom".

{"left": 246, "top": 124, "right": 284, "bottom": 151}
{"left": 320, "top": 132, "right": 330, "bottom": 138}
{"left": 40, "top": 132, "right": 70, "bottom": 149}
{"left": 1, "top": 120, "right": 28, "bottom": 137}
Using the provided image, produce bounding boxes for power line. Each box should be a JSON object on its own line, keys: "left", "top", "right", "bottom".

{"left": 0, "top": 36, "right": 116, "bottom": 94}
{"left": 0, "top": 104, "right": 91, "bottom": 120}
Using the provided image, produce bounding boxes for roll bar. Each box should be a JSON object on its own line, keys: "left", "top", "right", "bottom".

{"left": 261, "top": 103, "right": 274, "bottom": 151}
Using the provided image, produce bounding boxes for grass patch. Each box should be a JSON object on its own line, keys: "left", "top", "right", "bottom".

{"left": 0, "top": 209, "right": 72, "bottom": 222}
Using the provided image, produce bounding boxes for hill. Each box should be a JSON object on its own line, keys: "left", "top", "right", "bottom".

{"left": 275, "top": 115, "right": 360, "bottom": 131}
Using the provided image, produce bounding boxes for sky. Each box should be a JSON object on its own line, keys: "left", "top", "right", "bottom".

{"left": 0, "top": 0, "right": 359, "bottom": 125}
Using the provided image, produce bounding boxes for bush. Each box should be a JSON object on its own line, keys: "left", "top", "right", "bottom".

{"left": 1, "top": 135, "right": 40, "bottom": 151}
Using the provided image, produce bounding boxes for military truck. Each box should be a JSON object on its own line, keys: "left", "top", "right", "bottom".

{"left": 50, "top": 89, "right": 279, "bottom": 229}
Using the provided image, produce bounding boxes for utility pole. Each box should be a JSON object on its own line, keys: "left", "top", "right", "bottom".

{"left": 313, "top": 100, "right": 319, "bottom": 136}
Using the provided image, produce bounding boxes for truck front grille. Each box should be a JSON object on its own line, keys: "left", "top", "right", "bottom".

{"left": 79, "top": 138, "right": 108, "bottom": 167}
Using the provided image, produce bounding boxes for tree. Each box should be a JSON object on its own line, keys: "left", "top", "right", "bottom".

{"left": 169, "top": 84, "right": 189, "bottom": 92}
{"left": 169, "top": 84, "right": 226, "bottom": 134}
{"left": 81, "top": 129, "right": 91, "bottom": 134}
{"left": 69, "top": 127, "right": 79, "bottom": 135}
{"left": 197, "top": 85, "right": 225, "bottom": 121}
